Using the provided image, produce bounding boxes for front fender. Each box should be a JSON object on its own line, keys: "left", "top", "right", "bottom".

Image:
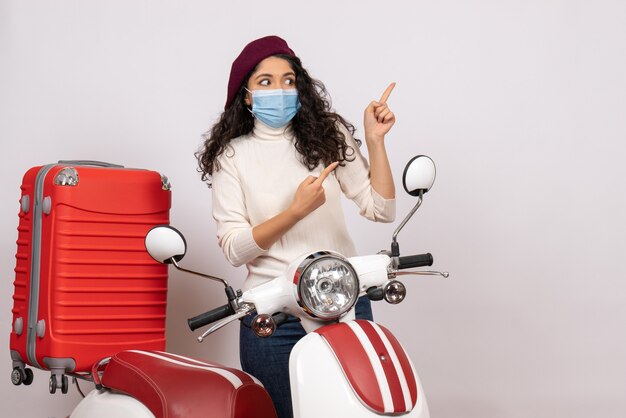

{"left": 289, "top": 320, "right": 430, "bottom": 418}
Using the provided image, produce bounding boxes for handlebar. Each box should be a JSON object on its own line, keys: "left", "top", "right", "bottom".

{"left": 397, "top": 253, "right": 433, "bottom": 269}
{"left": 272, "top": 312, "right": 291, "bottom": 327}
{"left": 188, "top": 304, "right": 235, "bottom": 331}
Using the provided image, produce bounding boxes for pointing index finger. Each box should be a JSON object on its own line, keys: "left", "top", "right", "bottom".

{"left": 379, "top": 82, "right": 396, "bottom": 104}
{"left": 314, "top": 162, "right": 339, "bottom": 185}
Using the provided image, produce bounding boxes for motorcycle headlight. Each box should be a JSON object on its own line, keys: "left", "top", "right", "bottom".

{"left": 294, "top": 251, "right": 360, "bottom": 321}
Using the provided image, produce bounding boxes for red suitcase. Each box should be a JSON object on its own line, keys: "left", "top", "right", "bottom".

{"left": 9, "top": 161, "right": 171, "bottom": 393}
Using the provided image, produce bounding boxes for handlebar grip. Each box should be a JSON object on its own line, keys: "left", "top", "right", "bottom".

{"left": 272, "top": 312, "right": 291, "bottom": 328}
{"left": 188, "top": 304, "right": 234, "bottom": 331}
{"left": 397, "top": 253, "right": 433, "bottom": 269}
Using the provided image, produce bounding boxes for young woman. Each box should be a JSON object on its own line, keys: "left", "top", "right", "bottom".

{"left": 196, "top": 35, "right": 397, "bottom": 418}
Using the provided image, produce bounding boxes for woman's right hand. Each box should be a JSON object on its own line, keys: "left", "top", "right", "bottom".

{"left": 289, "top": 162, "right": 339, "bottom": 221}
{"left": 252, "top": 162, "right": 339, "bottom": 250}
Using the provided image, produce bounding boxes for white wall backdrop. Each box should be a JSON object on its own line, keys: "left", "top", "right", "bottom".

{"left": 1, "top": 1, "right": 625, "bottom": 417}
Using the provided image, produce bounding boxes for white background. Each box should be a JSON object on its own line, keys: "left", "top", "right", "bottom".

{"left": 1, "top": 1, "right": 625, "bottom": 417}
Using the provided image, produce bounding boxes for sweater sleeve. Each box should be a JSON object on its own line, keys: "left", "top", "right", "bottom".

{"left": 335, "top": 126, "right": 396, "bottom": 223}
{"left": 211, "top": 150, "right": 266, "bottom": 267}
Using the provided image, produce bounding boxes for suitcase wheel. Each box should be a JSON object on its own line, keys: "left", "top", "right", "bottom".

{"left": 62, "top": 375, "right": 69, "bottom": 394}
{"left": 49, "top": 374, "right": 69, "bottom": 394}
{"left": 11, "top": 367, "right": 33, "bottom": 386}
{"left": 11, "top": 368, "right": 25, "bottom": 385}
{"left": 23, "top": 368, "right": 33, "bottom": 385}
{"left": 48, "top": 375, "right": 56, "bottom": 394}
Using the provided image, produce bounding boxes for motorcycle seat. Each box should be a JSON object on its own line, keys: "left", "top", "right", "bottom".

{"left": 100, "top": 350, "right": 277, "bottom": 418}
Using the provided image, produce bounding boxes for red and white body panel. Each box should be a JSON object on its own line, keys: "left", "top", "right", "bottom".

{"left": 290, "top": 321, "right": 429, "bottom": 417}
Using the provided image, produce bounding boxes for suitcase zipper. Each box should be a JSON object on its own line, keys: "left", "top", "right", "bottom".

{"left": 26, "top": 164, "right": 57, "bottom": 368}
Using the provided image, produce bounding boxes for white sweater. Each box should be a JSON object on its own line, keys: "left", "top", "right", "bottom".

{"left": 211, "top": 120, "right": 396, "bottom": 290}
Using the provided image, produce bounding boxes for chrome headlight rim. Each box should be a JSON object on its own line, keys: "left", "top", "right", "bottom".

{"left": 293, "top": 251, "right": 360, "bottom": 321}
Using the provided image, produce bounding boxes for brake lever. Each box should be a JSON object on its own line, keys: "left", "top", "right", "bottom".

{"left": 197, "top": 303, "right": 255, "bottom": 342}
{"left": 395, "top": 270, "right": 450, "bottom": 278}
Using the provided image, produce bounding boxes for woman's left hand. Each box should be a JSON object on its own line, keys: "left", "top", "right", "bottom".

{"left": 364, "top": 82, "right": 396, "bottom": 144}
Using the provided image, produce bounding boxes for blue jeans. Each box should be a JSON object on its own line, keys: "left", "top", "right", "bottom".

{"left": 239, "top": 297, "right": 373, "bottom": 418}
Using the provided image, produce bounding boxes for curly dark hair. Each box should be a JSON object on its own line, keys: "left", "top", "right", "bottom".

{"left": 196, "top": 54, "right": 360, "bottom": 185}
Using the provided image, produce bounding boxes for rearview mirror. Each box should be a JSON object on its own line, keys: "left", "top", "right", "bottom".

{"left": 145, "top": 225, "right": 187, "bottom": 264}
{"left": 402, "top": 155, "right": 436, "bottom": 197}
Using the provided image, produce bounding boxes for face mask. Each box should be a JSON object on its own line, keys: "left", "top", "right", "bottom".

{"left": 247, "top": 89, "right": 300, "bottom": 129}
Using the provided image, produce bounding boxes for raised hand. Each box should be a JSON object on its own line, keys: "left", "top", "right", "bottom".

{"left": 364, "top": 82, "right": 396, "bottom": 143}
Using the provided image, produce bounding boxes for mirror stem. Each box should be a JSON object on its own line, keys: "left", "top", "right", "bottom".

{"left": 170, "top": 259, "right": 230, "bottom": 288}
{"left": 391, "top": 191, "right": 423, "bottom": 257}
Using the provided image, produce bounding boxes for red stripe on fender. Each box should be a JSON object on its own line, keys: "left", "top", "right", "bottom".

{"left": 357, "top": 320, "right": 406, "bottom": 413}
{"left": 316, "top": 322, "right": 385, "bottom": 412}
{"left": 380, "top": 325, "right": 418, "bottom": 407}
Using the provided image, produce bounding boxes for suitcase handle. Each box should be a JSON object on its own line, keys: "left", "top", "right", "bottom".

{"left": 57, "top": 160, "right": 124, "bottom": 168}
